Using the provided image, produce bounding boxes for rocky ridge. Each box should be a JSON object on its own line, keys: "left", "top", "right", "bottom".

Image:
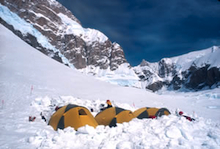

{"left": 0, "top": 0, "right": 127, "bottom": 70}
{"left": 134, "top": 46, "right": 220, "bottom": 91}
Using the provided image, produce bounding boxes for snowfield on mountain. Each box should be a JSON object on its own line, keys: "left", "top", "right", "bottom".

{"left": 1, "top": 1, "right": 220, "bottom": 92}
{"left": 1, "top": 24, "right": 220, "bottom": 149}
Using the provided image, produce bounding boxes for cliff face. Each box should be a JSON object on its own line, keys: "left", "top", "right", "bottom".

{"left": 134, "top": 46, "right": 220, "bottom": 92}
{"left": 0, "top": 0, "right": 128, "bottom": 70}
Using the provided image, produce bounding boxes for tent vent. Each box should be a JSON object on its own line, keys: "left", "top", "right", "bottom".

{"left": 79, "top": 109, "right": 87, "bottom": 115}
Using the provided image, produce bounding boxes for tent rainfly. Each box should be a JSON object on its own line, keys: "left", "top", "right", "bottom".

{"left": 95, "top": 107, "right": 134, "bottom": 127}
{"left": 49, "top": 104, "right": 98, "bottom": 130}
{"left": 133, "top": 107, "right": 170, "bottom": 119}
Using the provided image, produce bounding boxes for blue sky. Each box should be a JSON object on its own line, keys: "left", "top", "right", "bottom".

{"left": 57, "top": 0, "right": 220, "bottom": 66}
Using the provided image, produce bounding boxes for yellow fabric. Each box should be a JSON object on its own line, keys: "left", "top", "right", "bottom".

{"left": 133, "top": 108, "right": 146, "bottom": 117}
{"left": 49, "top": 105, "right": 67, "bottom": 130}
{"left": 49, "top": 105, "right": 98, "bottom": 130}
{"left": 164, "top": 110, "right": 170, "bottom": 116}
{"left": 78, "top": 108, "right": 98, "bottom": 129}
{"left": 147, "top": 108, "right": 159, "bottom": 116}
{"left": 80, "top": 115, "right": 98, "bottom": 128}
{"left": 116, "top": 111, "right": 134, "bottom": 124}
{"left": 95, "top": 107, "right": 116, "bottom": 125}
{"left": 133, "top": 107, "right": 170, "bottom": 118}
{"left": 95, "top": 107, "right": 134, "bottom": 126}
{"left": 64, "top": 108, "right": 80, "bottom": 129}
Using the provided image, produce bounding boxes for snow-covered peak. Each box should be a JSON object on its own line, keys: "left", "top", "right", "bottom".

{"left": 139, "top": 59, "right": 148, "bottom": 66}
{"left": 134, "top": 46, "right": 220, "bottom": 91}
{"left": 112, "top": 42, "right": 121, "bottom": 49}
{"left": 171, "top": 46, "right": 220, "bottom": 71}
{"left": 160, "top": 58, "right": 173, "bottom": 65}
{"left": 138, "top": 46, "right": 220, "bottom": 73}
{"left": 48, "top": 0, "right": 57, "bottom": 4}
{"left": 58, "top": 13, "right": 108, "bottom": 44}
{"left": 84, "top": 28, "right": 108, "bottom": 44}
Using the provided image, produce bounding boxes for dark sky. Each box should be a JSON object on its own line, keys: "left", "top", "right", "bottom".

{"left": 57, "top": 0, "right": 220, "bottom": 66}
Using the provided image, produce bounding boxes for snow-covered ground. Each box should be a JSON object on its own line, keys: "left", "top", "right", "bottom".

{"left": 0, "top": 24, "right": 220, "bottom": 148}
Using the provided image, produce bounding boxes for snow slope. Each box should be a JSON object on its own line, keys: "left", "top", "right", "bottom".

{"left": 0, "top": 24, "right": 220, "bottom": 148}
{"left": 0, "top": 3, "right": 75, "bottom": 68}
{"left": 171, "top": 46, "right": 220, "bottom": 72}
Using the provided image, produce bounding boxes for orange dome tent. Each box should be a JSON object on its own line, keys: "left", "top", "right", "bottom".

{"left": 49, "top": 104, "right": 98, "bottom": 130}
{"left": 133, "top": 107, "right": 170, "bottom": 119}
{"left": 95, "top": 107, "right": 134, "bottom": 127}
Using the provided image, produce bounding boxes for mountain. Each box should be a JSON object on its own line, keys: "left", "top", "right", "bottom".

{"left": 1, "top": 23, "right": 220, "bottom": 149}
{"left": 134, "top": 46, "right": 220, "bottom": 91}
{"left": 0, "top": 0, "right": 140, "bottom": 88}
{"left": 1, "top": 0, "right": 220, "bottom": 92}
{"left": 0, "top": 0, "right": 127, "bottom": 71}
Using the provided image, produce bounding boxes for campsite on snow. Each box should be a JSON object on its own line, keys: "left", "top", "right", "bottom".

{"left": 1, "top": 22, "right": 220, "bottom": 149}
{"left": 1, "top": 0, "right": 220, "bottom": 148}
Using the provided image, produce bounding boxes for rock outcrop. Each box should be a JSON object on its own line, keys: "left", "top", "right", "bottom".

{"left": 134, "top": 47, "right": 220, "bottom": 91}
{"left": 0, "top": 0, "right": 128, "bottom": 70}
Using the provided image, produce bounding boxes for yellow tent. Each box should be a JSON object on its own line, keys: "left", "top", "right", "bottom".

{"left": 133, "top": 107, "right": 170, "bottom": 119}
{"left": 49, "top": 104, "right": 98, "bottom": 130}
{"left": 95, "top": 107, "right": 134, "bottom": 127}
